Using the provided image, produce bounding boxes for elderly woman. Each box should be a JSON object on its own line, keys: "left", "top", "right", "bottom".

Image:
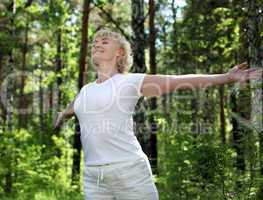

{"left": 53, "top": 29, "right": 262, "bottom": 200}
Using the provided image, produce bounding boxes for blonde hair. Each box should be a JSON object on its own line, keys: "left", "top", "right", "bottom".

{"left": 92, "top": 29, "right": 133, "bottom": 73}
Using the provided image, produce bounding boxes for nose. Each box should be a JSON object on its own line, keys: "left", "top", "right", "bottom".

{"left": 94, "top": 43, "right": 100, "bottom": 48}
{"left": 93, "top": 44, "right": 102, "bottom": 52}
{"left": 93, "top": 41, "right": 102, "bottom": 49}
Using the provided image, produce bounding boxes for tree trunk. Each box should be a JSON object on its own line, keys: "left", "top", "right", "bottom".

{"left": 18, "top": 22, "right": 29, "bottom": 128}
{"left": 72, "top": 0, "right": 90, "bottom": 186}
{"left": 148, "top": 0, "right": 158, "bottom": 174}
{"left": 0, "top": 53, "right": 6, "bottom": 127}
{"left": 49, "top": 84, "right": 53, "bottom": 116}
{"left": 219, "top": 60, "right": 226, "bottom": 144}
{"left": 230, "top": 92, "right": 246, "bottom": 171}
{"left": 55, "top": 27, "right": 62, "bottom": 120}
{"left": 191, "top": 97, "right": 199, "bottom": 136}
{"left": 53, "top": 27, "right": 63, "bottom": 159}
{"left": 4, "top": 0, "right": 16, "bottom": 194}
{"left": 230, "top": 16, "right": 250, "bottom": 174}
{"left": 160, "top": 0, "right": 177, "bottom": 129}
{"left": 131, "top": 0, "right": 146, "bottom": 73}
{"left": 39, "top": 46, "right": 44, "bottom": 135}
{"left": 131, "top": 0, "right": 149, "bottom": 155}
{"left": 219, "top": 84, "right": 226, "bottom": 144}
{"left": 161, "top": 3, "right": 173, "bottom": 125}
{"left": 247, "top": 0, "right": 263, "bottom": 175}
{"left": 188, "top": 0, "right": 200, "bottom": 137}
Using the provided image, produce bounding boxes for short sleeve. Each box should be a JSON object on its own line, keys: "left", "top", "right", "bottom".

{"left": 127, "top": 73, "right": 146, "bottom": 97}
{"left": 75, "top": 84, "right": 87, "bottom": 99}
{"left": 73, "top": 83, "right": 90, "bottom": 112}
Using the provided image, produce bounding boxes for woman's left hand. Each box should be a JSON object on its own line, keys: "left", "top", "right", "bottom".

{"left": 52, "top": 112, "right": 64, "bottom": 131}
{"left": 226, "top": 62, "right": 262, "bottom": 83}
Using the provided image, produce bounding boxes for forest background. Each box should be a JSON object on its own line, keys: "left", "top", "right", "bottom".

{"left": 0, "top": 0, "right": 262, "bottom": 199}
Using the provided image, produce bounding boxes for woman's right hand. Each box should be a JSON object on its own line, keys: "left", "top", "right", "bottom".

{"left": 52, "top": 111, "right": 64, "bottom": 131}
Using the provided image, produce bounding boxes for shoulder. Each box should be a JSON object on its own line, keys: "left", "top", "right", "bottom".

{"left": 77, "top": 82, "right": 93, "bottom": 96}
{"left": 122, "top": 72, "right": 146, "bottom": 81}
{"left": 82, "top": 82, "right": 93, "bottom": 90}
{"left": 120, "top": 72, "right": 146, "bottom": 97}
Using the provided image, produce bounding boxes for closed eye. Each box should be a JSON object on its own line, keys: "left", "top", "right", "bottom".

{"left": 92, "top": 41, "right": 108, "bottom": 46}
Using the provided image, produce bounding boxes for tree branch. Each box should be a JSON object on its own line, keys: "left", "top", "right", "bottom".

{"left": 93, "top": 3, "right": 130, "bottom": 41}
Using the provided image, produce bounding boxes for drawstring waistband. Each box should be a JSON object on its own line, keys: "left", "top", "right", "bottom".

{"left": 85, "top": 163, "right": 110, "bottom": 191}
{"left": 86, "top": 157, "right": 146, "bottom": 191}
{"left": 96, "top": 168, "right": 104, "bottom": 191}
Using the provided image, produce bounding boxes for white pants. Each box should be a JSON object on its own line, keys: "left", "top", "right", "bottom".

{"left": 83, "top": 155, "right": 159, "bottom": 200}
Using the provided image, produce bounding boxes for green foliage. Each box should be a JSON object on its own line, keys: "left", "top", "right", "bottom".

{"left": 157, "top": 122, "right": 261, "bottom": 200}
{"left": 0, "top": 0, "right": 262, "bottom": 199}
{"left": 0, "top": 128, "right": 83, "bottom": 200}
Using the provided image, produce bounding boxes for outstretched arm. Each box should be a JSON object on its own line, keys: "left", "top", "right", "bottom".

{"left": 141, "top": 62, "right": 262, "bottom": 97}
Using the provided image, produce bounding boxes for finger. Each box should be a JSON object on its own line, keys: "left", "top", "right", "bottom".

{"left": 248, "top": 69, "right": 263, "bottom": 75}
{"left": 53, "top": 112, "right": 61, "bottom": 121}
{"left": 244, "top": 68, "right": 261, "bottom": 73}
{"left": 248, "top": 72, "right": 263, "bottom": 79}
{"left": 52, "top": 117, "right": 58, "bottom": 128}
{"left": 248, "top": 73, "right": 263, "bottom": 79}
{"left": 238, "top": 62, "right": 248, "bottom": 69}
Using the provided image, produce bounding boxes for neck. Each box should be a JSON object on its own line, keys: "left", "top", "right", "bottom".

{"left": 96, "top": 62, "right": 119, "bottom": 83}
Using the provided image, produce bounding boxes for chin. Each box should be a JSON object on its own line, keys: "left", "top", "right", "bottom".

{"left": 92, "top": 56, "right": 101, "bottom": 64}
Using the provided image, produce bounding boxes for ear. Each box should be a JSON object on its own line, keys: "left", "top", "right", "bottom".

{"left": 116, "top": 48, "right": 124, "bottom": 56}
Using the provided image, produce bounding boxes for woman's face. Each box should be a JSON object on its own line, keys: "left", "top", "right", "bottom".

{"left": 91, "top": 36, "right": 121, "bottom": 64}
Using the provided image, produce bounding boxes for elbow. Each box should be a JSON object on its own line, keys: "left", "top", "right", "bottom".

{"left": 141, "top": 85, "right": 170, "bottom": 97}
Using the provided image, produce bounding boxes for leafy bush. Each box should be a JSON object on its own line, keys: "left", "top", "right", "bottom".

{"left": 0, "top": 128, "right": 83, "bottom": 200}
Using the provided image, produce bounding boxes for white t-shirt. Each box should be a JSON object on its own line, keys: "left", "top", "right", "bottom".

{"left": 73, "top": 73, "right": 147, "bottom": 165}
